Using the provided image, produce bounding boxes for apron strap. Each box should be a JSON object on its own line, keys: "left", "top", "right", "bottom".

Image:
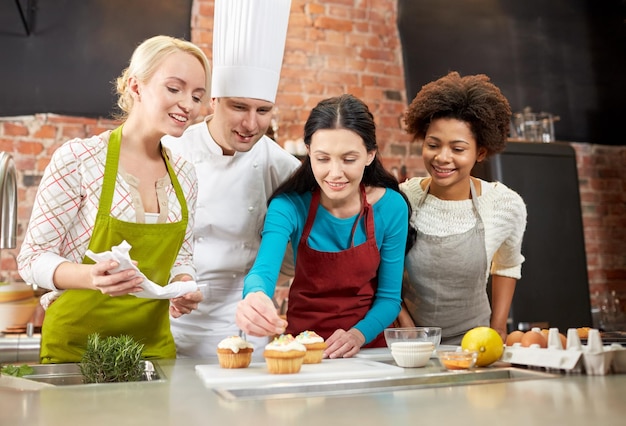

{"left": 419, "top": 178, "right": 482, "bottom": 220}
{"left": 161, "top": 144, "right": 188, "bottom": 222}
{"left": 98, "top": 126, "right": 124, "bottom": 215}
{"left": 349, "top": 184, "right": 374, "bottom": 246}
{"left": 302, "top": 185, "right": 374, "bottom": 248}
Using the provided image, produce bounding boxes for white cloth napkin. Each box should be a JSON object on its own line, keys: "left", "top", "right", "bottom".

{"left": 39, "top": 241, "right": 198, "bottom": 310}
{"left": 84, "top": 240, "right": 198, "bottom": 299}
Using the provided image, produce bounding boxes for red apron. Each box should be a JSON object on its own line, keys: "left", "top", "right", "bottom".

{"left": 285, "top": 185, "right": 386, "bottom": 348}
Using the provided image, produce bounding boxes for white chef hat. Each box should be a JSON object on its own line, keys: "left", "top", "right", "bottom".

{"left": 211, "top": 0, "right": 292, "bottom": 103}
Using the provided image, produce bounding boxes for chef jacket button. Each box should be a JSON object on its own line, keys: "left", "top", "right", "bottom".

{"left": 248, "top": 206, "right": 254, "bottom": 212}
{"left": 232, "top": 274, "right": 237, "bottom": 278}
{"left": 252, "top": 163, "right": 258, "bottom": 168}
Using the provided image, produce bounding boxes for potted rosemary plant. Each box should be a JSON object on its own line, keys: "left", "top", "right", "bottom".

{"left": 80, "top": 333, "right": 145, "bottom": 383}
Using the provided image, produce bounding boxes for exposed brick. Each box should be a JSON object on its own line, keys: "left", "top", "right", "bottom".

{"left": 360, "top": 47, "right": 395, "bottom": 62}
{"left": 0, "top": 138, "right": 14, "bottom": 151}
{"left": 16, "top": 141, "right": 44, "bottom": 156}
{"left": 33, "top": 124, "right": 57, "bottom": 139}
{"left": 388, "top": 143, "right": 408, "bottom": 157}
{"left": 317, "top": 70, "right": 359, "bottom": 85}
{"left": 284, "top": 51, "right": 310, "bottom": 66}
{"left": 3, "top": 122, "right": 29, "bottom": 137}
{"left": 322, "top": 0, "right": 356, "bottom": 7}
{"left": 14, "top": 156, "right": 35, "bottom": 170}
{"left": 313, "top": 16, "right": 352, "bottom": 32}
{"left": 327, "top": 5, "right": 354, "bottom": 19}
{"left": 346, "top": 57, "right": 367, "bottom": 72}
{"left": 46, "top": 114, "right": 99, "bottom": 125}
{"left": 36, "top": 157, "right": 51, "bottom": 172}
{"left": 61, "top": 125, "right": 90, "bottom": 140}
{"left": 325, "top": 30, "right": 347, "bottom": 45}
{"left": 345, "top": 86, "right": 366, "bottom": 98}
{"left": 317, "top": 41, "right": 354, "bottom": 57}
{"left": 305, "top": 3, "right": 325, "bottom": 15}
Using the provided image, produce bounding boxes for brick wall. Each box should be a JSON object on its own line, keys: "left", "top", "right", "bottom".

{"left": 191, "top": 0, "right": 415, "bottom": 175}
{"left": 1, "top": 0, "right": 624, "bottom": 326}
{"left": 573, "top": 143, "right": 626, "bottom": 326}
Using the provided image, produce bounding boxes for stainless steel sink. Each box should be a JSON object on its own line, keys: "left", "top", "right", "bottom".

{"left": 20, "top": 360, "right": 165, "bottom": 385}
{"left": 214, "top": 367, "right": 559, "bottom": 401}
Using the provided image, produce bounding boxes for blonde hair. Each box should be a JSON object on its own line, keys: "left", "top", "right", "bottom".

{"left": 114, "top": 35, "right": 211, "bottom": 120}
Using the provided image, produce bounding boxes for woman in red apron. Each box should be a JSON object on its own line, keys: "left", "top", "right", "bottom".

{"left": 17, "top": 36, "right": 210, "bottom": 363}
{"left": 236, "top": 94, "right": 411, "bottom": 358}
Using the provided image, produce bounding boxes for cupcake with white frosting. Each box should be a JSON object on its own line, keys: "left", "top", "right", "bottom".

{"left": 295, "top": 330, "right": 327, "bottom": 364}
{"left": 263, "top": 334, "right": 306, "bottom": 374}
{"left": 216, "top": 335, "right": 254, "bottom": 369}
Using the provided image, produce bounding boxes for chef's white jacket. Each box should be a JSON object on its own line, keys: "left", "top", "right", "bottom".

{"left": 162, "top": 116, "right": 301, "bottom": 357}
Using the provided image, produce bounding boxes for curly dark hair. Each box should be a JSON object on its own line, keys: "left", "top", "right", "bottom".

{"left": 404, "top": 71, "right": 512, "bottom": 156}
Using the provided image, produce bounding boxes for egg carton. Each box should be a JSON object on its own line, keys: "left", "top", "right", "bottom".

{"left": 501, "top": 328, "right": 626, "bottom": 375}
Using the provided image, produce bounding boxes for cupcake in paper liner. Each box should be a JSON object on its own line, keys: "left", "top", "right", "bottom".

{"left": 263, "top": 334, "right": 306, "bottom": 374}
{"left": 295, "top": 330, "right": 327, "bottom": 364}
{"left": 216, "top": 336, "right": 254, "bottom": 369}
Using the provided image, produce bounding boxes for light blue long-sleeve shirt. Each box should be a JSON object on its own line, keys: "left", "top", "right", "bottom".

{"left": 244, "top": 188, "right": 408, "bottom": 344}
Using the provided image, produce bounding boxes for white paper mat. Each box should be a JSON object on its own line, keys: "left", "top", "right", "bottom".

{"left": 195, "top": 358, "right": 404, "bottom": 389}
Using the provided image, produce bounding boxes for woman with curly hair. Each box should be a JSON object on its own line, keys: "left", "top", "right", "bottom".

{"left": 397, "top": 71, "right": 527, "bottom": 344}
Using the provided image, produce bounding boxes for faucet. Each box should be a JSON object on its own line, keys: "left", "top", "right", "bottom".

{"left": 0, "top": 151, "right": 17, "bottom": 249}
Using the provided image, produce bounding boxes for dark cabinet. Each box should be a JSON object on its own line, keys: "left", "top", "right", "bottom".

{"left": 473, "top": 141, "right": 592, "bottom": 332}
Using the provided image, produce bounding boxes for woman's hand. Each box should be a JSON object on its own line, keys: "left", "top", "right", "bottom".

{"left": 395, "top": 304, "right": 416, "bottom": 328}
{"left": 235, "top": 292, "right": 287, "bottom": 337}
{"left": 323, "top": 328, "right": 365, "bottom": 359}
{"left": 169, "top": 274, "right": 202, "bottom": 318}
{"left": 490, "top": 322, "right": 508, "bottom": 343}
{"left": 170, "top": 290, "right": 203, "bottom": 318}
{"left": 90, "top": 260, "right": 144, "bottom": 297}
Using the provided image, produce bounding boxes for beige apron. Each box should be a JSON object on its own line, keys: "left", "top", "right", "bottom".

{"left": 403, "top": 180, "right": 489, "bottom": 345}
{"left": 40, "top": 126, "right": 188, "bottom": 363}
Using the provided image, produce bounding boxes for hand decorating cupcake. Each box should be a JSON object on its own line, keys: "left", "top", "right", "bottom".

{"left": 216, "top": 335, "right": 254, "bottom": 369}
{"left": 295, "top": 330, "right": 327, "bottom": 364}
{"left": 263, "top": 334, "right": 306, "bottom": 374}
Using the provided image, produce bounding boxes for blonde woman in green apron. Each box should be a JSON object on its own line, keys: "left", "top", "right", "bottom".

{"left": 17, "top": 36, "right": 211, "bottom": 363}
{"left": 397, "top": 72, "right": 527, "bottom": 345}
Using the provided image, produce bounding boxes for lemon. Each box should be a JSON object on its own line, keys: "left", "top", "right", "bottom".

{"left": 461, "top": 327, "right": 504, "bottom": 367}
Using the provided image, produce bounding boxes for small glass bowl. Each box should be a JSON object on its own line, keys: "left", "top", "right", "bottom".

{"left": 437, "top": 350, "right": 478, "bottom": 371}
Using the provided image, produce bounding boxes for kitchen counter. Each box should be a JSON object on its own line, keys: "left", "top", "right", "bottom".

{"left": 1, "top": 355, "right": 625, "bottom": 426}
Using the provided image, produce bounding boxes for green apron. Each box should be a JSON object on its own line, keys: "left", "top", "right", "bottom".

{"left": 40, "top": 126, "right": 188, "bottom": 363}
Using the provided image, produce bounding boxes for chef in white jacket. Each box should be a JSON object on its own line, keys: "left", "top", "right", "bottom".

{"left": 163, "top": 0, "right": 300, "bottom": 357}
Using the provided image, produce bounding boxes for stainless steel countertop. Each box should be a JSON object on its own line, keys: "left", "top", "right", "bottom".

{"left": 2, "top": 355, "right": 626, "bottom": 426}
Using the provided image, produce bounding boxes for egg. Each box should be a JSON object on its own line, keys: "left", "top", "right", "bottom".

{"left": 577, "top": 327, "right": 590, "bottom": 339}
{"left": 520, "top": 330, "right": 547, "bottom": 348}
{"left": 505, "top": 330, "right": 524, "bottom": 346}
